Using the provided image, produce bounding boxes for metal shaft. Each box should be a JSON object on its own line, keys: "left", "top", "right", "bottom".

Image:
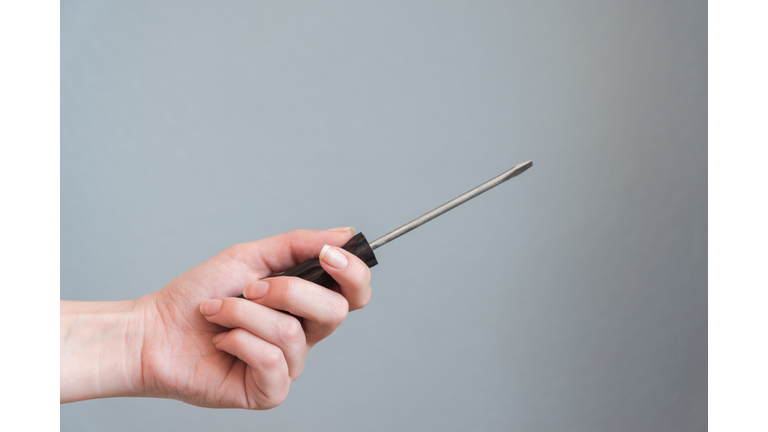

{"left": 369, "top": 160, "right": 533, "bottom": 250}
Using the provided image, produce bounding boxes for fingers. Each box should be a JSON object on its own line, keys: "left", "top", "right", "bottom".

{"left": 245, "top": 277, "right": 349, "bottom": 346}
{"left": 210, "top": 329, "right": 290, "bottom": 409}
{"left": 200, "top": 298, "right": 307, "bottom": 380}
{"left": 317, "top": 245, "right": 372, "bottom": 311}
{"left": 229, "top": 228, "right": 357, "bottom": 277}
{"left": 223, "top": 227, "right": 372, "bottom": 312}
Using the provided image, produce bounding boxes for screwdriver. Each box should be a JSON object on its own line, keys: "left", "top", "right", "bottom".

{"left": 238, "top": 160, "right": 532, "bottom": 294}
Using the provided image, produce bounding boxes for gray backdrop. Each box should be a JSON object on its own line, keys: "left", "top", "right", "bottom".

{"left": 61, "top": 1, "right": 707, "bottom": 431}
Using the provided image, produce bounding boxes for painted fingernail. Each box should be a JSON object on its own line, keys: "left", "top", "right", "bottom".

{"left": 319, "top": 244, "right": 348, "bottom": 269}
{"left": 200, "top": 299, "right": 223, "bottom": 316}
{"left": 326, "top": 227, "right": 356, "bottom": 235}
{"left": 243, "top": 281, "right": 269, "bottom": 299}
{"left": 212, "top": 332, "right": 228, "bottom": 344}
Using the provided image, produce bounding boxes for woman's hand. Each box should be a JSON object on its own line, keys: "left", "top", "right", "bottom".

{"left": 60, "top": 228, "right": 372, "bottom": 409}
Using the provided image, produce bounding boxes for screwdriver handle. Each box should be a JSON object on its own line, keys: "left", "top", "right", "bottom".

{"left": 237, "top": 232, "right": 377, "bottom": 297}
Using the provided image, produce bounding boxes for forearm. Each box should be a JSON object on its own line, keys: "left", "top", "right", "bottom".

{"left": 60, "top": 300, "right": 146, "bottom": 403}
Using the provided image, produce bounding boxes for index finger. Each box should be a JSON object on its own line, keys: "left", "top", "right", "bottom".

{"left": 317, "top": 245, "right": 372, "bottom": 311}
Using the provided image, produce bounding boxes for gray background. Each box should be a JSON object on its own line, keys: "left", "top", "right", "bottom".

{"left": 61, "top": 1, "right": 707, "bottom": 431}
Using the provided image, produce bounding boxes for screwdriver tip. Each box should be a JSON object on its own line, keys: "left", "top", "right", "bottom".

{"left": 515, "top": 160, "right": 533, "bottom": 173}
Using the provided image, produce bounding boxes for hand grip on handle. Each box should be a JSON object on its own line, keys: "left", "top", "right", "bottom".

{"left": 237, "top": 232, "right": 377, "bottom": 298}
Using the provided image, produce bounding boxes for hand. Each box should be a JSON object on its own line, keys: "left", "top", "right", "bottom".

{"left": 60, "top": 228, "right": 372, "bottom": 409}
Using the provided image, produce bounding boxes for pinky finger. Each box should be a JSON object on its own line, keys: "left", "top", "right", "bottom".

{"left": 213, "top": 329, "right": 291, "bottom": 409}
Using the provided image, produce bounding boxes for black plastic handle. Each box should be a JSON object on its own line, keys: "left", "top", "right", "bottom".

{"left": 237, "top": 232, "right": 377, "bottom": 297}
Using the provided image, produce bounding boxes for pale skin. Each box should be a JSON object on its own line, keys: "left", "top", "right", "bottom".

{"left": 60, "top": 227, "right": 371, "bottom": 409}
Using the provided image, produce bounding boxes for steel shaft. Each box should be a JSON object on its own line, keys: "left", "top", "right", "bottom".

{"left": 369, "top": 160, "right": 533, "bottom": 250}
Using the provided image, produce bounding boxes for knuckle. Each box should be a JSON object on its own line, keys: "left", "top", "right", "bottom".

{"left": 357, "top": 289, "right": 372, "bottom": 309}
{"left": 328, "top": 297, "right": 349, "bottom": 326}
{"left": 278, "top": 317, "right": 305, "bottom": 347}
{"left": 228, "top": 328, "right": 250, "bottom": 345}
{"left": 290, "top": 363, "right": 305, "bottom": 381}
{"left": 260, "top": 345, "right": 286, "bottom": 371}
{"left": 222, "top": 298, "right": 246, "bottom": 320}
{"left": 223, "top": 243, "right": 248, "bottom": 261}
{"left": 281, "top": 279, "right": 301, "bottom": 305}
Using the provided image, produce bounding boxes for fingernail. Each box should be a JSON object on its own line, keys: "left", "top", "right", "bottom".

{"left": 200, "top": 299, "right": 223, "bottom": 316}
{"left": 243, "top": 281, "right": 269, "bottom": 299}
{"left": 319, "top": 244, "right": 348, "bottom": 269}
{"left": 326, "top": 227, "right": 356, "bottom": 235}
{"left": 212, "top": 332, "right": 228, "bottom": 344}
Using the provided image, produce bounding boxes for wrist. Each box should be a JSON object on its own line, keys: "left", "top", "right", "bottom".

{"left": 60, "top": 300, "right": 147, "bottom": 403}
